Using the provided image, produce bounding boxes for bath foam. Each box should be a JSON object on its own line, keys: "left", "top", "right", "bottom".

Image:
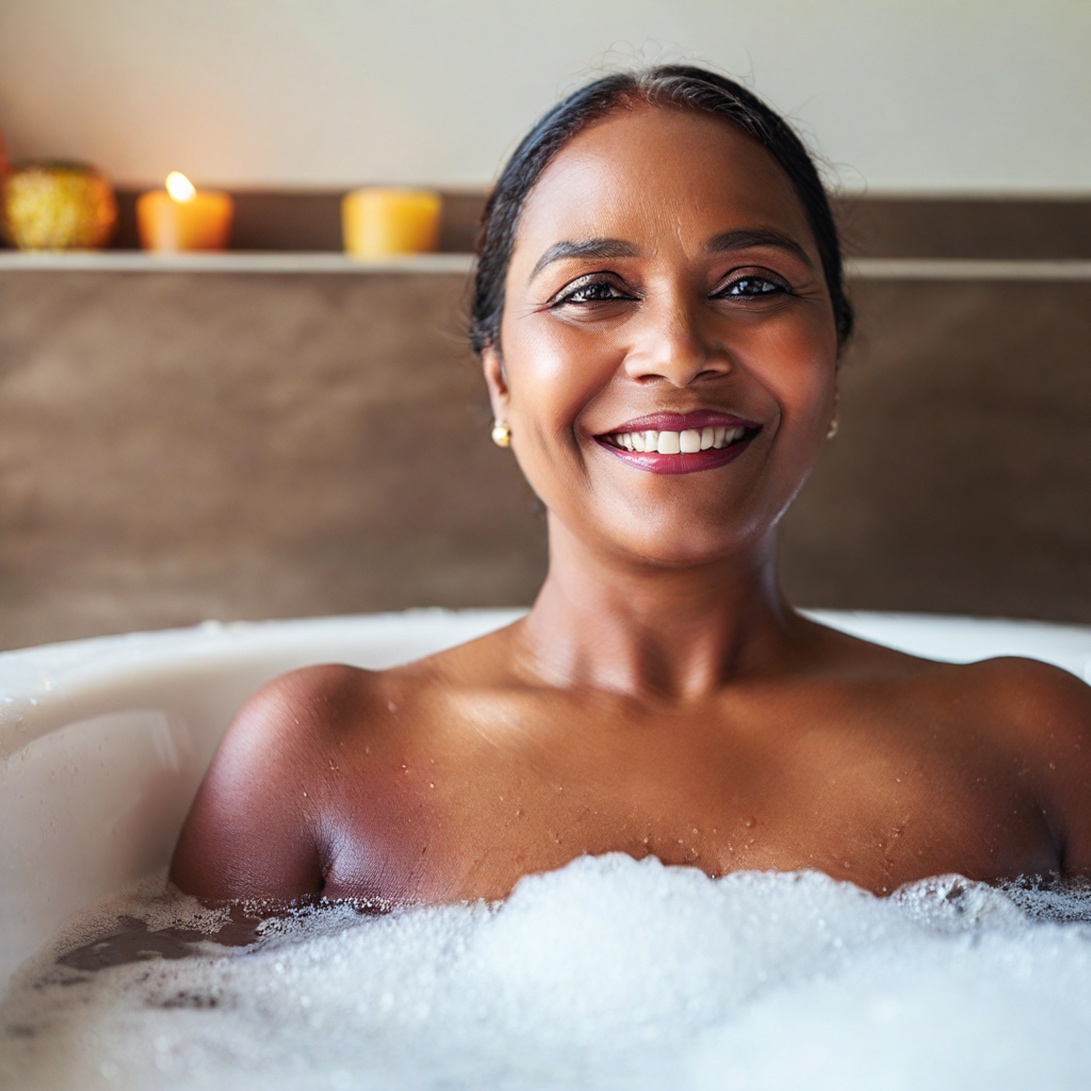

{"left": 3, "top": 855, "right": 1091, "bottom": 1091}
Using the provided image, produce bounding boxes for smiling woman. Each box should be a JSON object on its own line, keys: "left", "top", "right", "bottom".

{"left": 170, "top": 66, "right": 1091, "bottom": 908}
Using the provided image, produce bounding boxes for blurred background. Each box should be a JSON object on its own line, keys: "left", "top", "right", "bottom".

{"left": 0, "top": 0, "right": 1088, "bottom": 648}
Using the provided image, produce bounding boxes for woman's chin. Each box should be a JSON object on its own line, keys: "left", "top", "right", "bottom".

{"left": 547, "top": 502, "right": 775, "bottom": 571}
{"left": 610, "top": 531, "right": 759, "bottom": 572}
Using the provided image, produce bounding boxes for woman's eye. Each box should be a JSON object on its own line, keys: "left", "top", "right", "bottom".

{"left": 552, "top": 278, "right": 633, "bottom": 307}
{"left": 716, "top": 275, "right": 789, "bottom": 299}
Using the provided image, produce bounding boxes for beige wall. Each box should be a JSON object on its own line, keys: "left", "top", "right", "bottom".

{"left": 1, "top": 0, "right": 1088, "bottom": 193}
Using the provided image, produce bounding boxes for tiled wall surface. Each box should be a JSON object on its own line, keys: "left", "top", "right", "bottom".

{"left": 0, "top": 200, "right": 1088, "bottom": 648}
{"left": 781, "top": 276, "right": 1091, "bottom": 623}
{"left": 0, "top": 270, "right": 546, "bottom": 648}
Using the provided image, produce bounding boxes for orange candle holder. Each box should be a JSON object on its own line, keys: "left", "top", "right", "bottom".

{"left": 137, "top": 172, "right": 233, "bottom": 252}
{"left": 342, "top": 187, "right": 441, "bottom": 259}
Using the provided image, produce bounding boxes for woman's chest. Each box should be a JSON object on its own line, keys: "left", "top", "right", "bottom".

{"left": 318, "top": 704, "right": 1058, "bottom": 902}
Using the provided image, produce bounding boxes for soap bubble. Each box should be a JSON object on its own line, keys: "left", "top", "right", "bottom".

{"left": 3, "top": 856, "right": 1091, "bottom": 1090}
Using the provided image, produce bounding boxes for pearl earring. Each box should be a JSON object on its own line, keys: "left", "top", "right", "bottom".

{"left": 491, "top": 422, "right": 512, "bottom": 448}
{"left": 826, "top": 418, "right": 839, "bottom": 440}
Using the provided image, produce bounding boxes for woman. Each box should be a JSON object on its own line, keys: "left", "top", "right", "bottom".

{"left": 170, "top": 66, "right": 1091, "bottom": 906}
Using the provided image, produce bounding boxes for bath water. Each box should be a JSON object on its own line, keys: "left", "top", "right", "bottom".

{"left": 3, "top": 854, "right": 1091, "bottom": 1090}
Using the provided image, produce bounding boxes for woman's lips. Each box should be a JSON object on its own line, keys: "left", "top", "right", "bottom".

{"left": 594, "top": 412, "right": 761, "bottom": 476}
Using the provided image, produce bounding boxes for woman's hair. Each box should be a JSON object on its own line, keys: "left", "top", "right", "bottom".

{"left": 470, "top": 65, "right": 853, "bottom": 356}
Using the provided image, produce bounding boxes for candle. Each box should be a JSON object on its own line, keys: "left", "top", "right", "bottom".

{"left": 342, "top": 187, "right": 441, "bottom": 259}
{"left": 137, "top": 172, "right": 233, "bottom": 252}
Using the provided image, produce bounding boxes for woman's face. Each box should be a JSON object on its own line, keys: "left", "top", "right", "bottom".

{"left": 484, "top": 104, "right": 839, "bottom": 568}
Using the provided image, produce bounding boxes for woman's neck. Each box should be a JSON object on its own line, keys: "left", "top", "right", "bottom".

{"left": 512, "top": 520, "right": 806, "bottom": 704}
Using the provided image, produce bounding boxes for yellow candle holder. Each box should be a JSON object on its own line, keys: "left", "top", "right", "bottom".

{"left": 1, "top": 161, "right": 117, "bottom": 251}
{"left": 342, "top": 187, "right": 442, "bottom": 259}
{"left": 137, "top": 172, "right": 233, "bottom": 253}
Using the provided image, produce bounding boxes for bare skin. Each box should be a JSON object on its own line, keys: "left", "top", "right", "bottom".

{"left": 171, "top": 105, "right": 1091, "bottom": 907}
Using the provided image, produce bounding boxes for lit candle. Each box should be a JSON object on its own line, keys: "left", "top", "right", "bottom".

{"left": 342, "top": 187, "right": 441, "bottom": 259}
{"left": 137, "top": 172, "right": 234, "bottom": 252}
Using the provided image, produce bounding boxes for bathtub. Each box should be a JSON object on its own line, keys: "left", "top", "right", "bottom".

{"left": 3, "top": 606, "right": 1091, "bottom": 997}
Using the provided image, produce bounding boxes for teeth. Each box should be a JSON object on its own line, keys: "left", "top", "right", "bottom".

{"left": 609, "top": 425, "right": 749, "bottom": 453}
{"left": 680, "top": 429, "right": 702, "bottom": 453}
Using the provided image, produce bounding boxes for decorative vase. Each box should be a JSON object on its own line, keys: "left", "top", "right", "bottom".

{"left": 1, "top": 161, "right": 118, "bottom": 251}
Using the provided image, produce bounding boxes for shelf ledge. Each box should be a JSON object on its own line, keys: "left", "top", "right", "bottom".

{"left": 0, "top": 251, "right": 476, "bottom": 274}
{"left": 0, "top": 251, "right": 1089, "bottom": 280}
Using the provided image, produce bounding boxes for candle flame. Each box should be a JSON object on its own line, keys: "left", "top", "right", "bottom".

{"left": 165, "top": 171, "right": 196, "bottom": 202}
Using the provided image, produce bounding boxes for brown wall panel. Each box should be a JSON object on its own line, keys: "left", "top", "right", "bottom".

{"left": 0, "top": 270, "right": 547, "bottom": 649}
{"left": 781, "top": 278, "right": 1091, "bottom": 621}
{"left": 0, "top": 254, "right": 1088, "bottom": 649}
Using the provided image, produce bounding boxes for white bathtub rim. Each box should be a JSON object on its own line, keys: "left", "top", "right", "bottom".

{"left": 3, "top": 607, "right": 1090, "bottom": 763}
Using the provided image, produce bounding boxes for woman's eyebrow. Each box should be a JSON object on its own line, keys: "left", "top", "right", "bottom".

{"left": 529, "top": 238, "right": 638, "bottom": 282}
{"left": 707, "top": 229, "right": 814, "bottom": 269}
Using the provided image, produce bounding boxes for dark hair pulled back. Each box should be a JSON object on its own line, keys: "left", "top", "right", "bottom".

{"left": 470, "top": 65, "right": 853, "bottom": 357}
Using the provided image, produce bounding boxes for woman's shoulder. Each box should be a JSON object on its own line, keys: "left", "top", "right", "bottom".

{"left": 810, "top": 619, "right": 1091, "bottom": 767}
{"left": 944, "top": 653, "right": 1091, "bottom": 740}
{"left": 231, "top": 637, "right": 487, "bottom": 741}
{"left": 168, "top": 660, "right": 431, "bottom": 902}
{"left": 169, "top": 633, "right": 520, "bottom": 903}
{"left": 811, "top": 618, "right": 1091, "bottom": 716}
{"left": 941, "top": 654, "right": 1091, "bottom": 872}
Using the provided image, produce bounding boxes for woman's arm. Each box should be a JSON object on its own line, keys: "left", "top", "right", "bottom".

{"left": 990, "top": 657, "right": 1091, "bottom": 877}
{"left": 169, "top": 667, "right": 350, "bottom": 901}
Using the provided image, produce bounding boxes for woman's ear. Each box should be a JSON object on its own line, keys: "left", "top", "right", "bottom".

{"left": 482, "top": 346, "right": 509, "bottom": 421}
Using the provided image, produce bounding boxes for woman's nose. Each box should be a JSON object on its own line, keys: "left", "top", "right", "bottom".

{"left": 622, "top": 298, "right": 732, "bottom": 386}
